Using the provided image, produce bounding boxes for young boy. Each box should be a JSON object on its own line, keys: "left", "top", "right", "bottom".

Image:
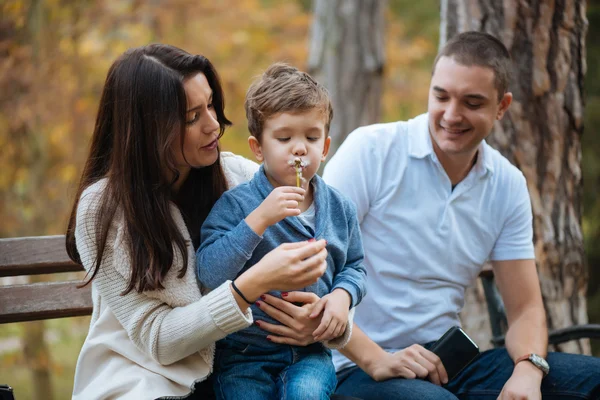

{"left": 196, "top": 63, "right": 367, "bottom": 400}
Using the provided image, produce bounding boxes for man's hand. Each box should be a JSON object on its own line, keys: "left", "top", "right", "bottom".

{"left": 497, "top": 361, "right": 543, "bottom": 400}
{"left": 245, "top": 186, "right": 305, "bottom": 235}
{"left": 309, "top": 288, "right": 351, "bottom": 341}
{"left": 367, "top": 344, "right": 449, "bottom": 386}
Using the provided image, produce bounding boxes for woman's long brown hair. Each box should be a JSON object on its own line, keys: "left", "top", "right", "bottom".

{"left": 65, "top": 44, "right": 230, "bottom": 294}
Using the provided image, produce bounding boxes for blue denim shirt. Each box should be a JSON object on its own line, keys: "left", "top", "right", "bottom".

{"left": 197, "top": 165, "right": 366, "bottom": 348}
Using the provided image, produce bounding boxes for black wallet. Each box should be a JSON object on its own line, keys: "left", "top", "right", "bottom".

{"left": 429, "top": 326, "right": 480, "bottom": 382}
{"left": 0, "top": 385, "right": 15, "bottom": 400}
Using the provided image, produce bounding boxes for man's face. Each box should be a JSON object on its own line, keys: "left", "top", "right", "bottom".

{"left": 249, "top": 108, "right": 330, "bottom": 189}
{"left": 428, "top": 56, "right": 511, "bottom": 161}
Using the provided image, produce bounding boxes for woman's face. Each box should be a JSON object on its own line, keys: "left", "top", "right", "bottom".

{"left": 172, "top": 73, "right": 221, "bottom": 174}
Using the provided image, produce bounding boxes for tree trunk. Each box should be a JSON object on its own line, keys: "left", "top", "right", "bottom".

{"left": 22, "top": 1, "right": 55, "bottom": 398}
{"left": 308, "top": 0, "right": 385, "bottom": 163}
{"left": 441, "top": 0, "right": 590, "bottom": 354}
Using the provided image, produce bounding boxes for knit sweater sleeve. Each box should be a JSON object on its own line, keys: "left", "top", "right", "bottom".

{"left": 75, "top": 187, "right": 252, "bottom": 366}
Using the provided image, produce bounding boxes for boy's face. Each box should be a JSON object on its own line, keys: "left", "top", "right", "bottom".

{"left": 249, "top": 108, "right": 331, "bottom": 188}
{"left": 427, "top": 56, "right": 512, "bottom": 162}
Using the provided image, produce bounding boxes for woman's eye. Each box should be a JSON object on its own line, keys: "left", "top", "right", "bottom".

{"left": 186, "top": 112, "right": 200, "bottom": 125}
{"left": 207, "top": 103, "right": 214, "bottom": 109}
{"left": 435, "top": 96, "right": 448, "bottom": 102}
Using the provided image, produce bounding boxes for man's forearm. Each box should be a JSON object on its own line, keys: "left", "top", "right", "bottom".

{"left": 504, "top": 303, "right": 548, "bottom": 361}
{"left": 339, "top": 323, "right": 387, "bottom": 375}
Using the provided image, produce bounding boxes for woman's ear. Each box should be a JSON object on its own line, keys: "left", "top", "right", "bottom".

{"left": 248, "top": 136, "right": 264, "bottom": 162}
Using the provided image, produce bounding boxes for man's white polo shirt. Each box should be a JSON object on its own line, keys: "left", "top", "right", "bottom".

{"left": 323, "top": 113, "right": 535, "bottom": 372}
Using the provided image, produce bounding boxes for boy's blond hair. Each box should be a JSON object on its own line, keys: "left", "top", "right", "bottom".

{"left": 245, "top": 63, "right": 333, "bottom": 141}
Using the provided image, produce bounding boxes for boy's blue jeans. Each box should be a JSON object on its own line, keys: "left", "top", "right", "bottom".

{"left": 213, "top": 338, "right": 336, "bottom": 400}
{"left": 335, "top": 347, "right": 600, "bottom": 400}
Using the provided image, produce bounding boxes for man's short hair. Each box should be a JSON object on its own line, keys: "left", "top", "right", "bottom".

{"left": 245, "top": 63, "right": 333, "bottom": 141}
{"left": 433, "top": 31, "right": 512, "bottom": 101}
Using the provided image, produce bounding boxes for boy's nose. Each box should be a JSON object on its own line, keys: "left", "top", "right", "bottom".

{"left": 293, "top": 143, "right": 307, "bottom": 156}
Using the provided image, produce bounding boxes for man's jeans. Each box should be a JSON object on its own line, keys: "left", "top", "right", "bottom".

{"left": 335, "top": 348, "right": 600, "bottom": 400}
{"left": 213, "top": 338, "right": 337, "bottom": 400}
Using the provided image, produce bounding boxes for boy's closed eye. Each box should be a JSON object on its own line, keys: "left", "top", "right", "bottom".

{"left": 277, "top": 137, "right": 291, "bottom": 142}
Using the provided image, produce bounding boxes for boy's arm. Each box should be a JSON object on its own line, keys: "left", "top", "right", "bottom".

{"left": 196, "top": 193, "right": 263, "bottom": 289}
{"left": 331, "top": 203, "right": 367, "bottom": 308}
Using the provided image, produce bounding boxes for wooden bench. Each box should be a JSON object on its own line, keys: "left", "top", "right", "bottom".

{"left": 2, "top": 234, "right": 600, "bottom": 346}
{"left": 0, "top": 235, "right": 91, "bottom": 324}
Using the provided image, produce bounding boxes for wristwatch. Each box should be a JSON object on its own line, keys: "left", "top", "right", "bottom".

{"left": 515, "top": 353, "right": 550, "bottom": 377}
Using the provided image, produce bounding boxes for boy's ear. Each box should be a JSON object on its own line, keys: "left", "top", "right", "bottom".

{"left": 321, "top": 136, "right": 331, "bottom": 161}
{"left": 248, "top": 136, "right": 264, "bottom": 162}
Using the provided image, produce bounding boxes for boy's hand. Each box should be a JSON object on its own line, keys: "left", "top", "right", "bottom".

{"left": 309, "top": 288, "right": 351, "bottom": 341}
{"left": 245, "top": 186, "right": 305, "bottom": 235}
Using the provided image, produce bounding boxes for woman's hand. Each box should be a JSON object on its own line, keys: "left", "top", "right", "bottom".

{"left": 255, "top": 292, "right": 322, "bottom": 346}
{"left": 233, "top": 240, "right": 328, "bottom": 304}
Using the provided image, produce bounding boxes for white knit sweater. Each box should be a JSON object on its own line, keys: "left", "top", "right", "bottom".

{"left": 72, "top": 152, "right": 259, "bottom": 400}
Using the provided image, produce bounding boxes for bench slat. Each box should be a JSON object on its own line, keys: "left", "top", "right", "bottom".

{"left": 0, "top": 281, "right": 92, "bottom": 323}
{"left": 0, "top": 235, "right": 82, "bottom": 277}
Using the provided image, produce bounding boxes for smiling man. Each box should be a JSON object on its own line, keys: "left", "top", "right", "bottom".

{"left": 322, "top": 31, "right": 600, "bottom": 400}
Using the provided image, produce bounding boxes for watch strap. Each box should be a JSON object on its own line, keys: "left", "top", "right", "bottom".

{"left": 515, "top": 353, "right": 549, "bottom": 376}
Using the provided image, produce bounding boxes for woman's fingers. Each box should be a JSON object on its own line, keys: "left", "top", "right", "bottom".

{"left": 260, "top": 294, "right": 305, "bottom": 319}
{"left": 256, "top": 300, "right": 295, "bottom": 327}
{"left": 280, "top": 291, "right": 320, "bottom": 305}
{"left": 255, "top": 319, "right": 297, "bottom": 338}
{"left": 266, "top": 334, "right": 310, "bottom": 346}
{"left": 292, "top": 239, "right": 327, "bottom": 260}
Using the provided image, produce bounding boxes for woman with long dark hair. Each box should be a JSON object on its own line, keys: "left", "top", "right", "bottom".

{"left": 66, "top": 44, "right": 328, "bottom": 399}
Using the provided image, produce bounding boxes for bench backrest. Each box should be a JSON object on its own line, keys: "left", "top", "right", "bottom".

{"left": 0, "top": 235, "right": 92, "bottom": 324}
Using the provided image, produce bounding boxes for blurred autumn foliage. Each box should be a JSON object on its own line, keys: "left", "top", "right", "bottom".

{"left": 0, "top": 0, "right": 440, "bottom": 398}
{"left": 2, "top": 0, "right": 598, "bottom": 398}
{"left": 0, "top": 0, "right": 438, "bottom": 238}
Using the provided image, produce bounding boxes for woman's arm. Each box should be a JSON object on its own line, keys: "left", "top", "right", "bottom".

{"left": 76, "top": 193, "right": 253, "bottom": 366}
{"left": 77, "top": 192, "right": 328, "bottom": 365}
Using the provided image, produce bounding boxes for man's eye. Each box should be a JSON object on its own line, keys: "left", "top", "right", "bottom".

{"left": 466, "top": 102, "right": 482, "bottom": 109}
{"left": 435, "top": 96, "right": 448, "bottom": 102}
{"left": 186, "top": 112, "right": 200, "bottom": 125}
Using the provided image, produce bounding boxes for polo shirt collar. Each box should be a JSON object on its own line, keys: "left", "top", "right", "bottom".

{"left": 408, "top": 113, "right": 494, "bottom": 176}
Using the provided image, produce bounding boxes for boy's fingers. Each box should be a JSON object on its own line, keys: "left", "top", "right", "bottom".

{"left": 313, "top": 315, "right": 331, "bottom": 338}
{"left": 280, "top": 186, "right": 306, "bottom": 195}
{"left": 320, "top": 320, "right": 338, "bottom": 341}
{"left": 309, "top": 298, "right": 327, "bottom": 318}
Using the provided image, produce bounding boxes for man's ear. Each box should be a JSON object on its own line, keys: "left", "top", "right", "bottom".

{"left": 496, "top": 92, "right": 513, "bottom": 120}
{"left": 248, "top": 136, "right": 264, "bottom": 162}
{"left": 321, "top": 136, "right": 331, "bottom": 161}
